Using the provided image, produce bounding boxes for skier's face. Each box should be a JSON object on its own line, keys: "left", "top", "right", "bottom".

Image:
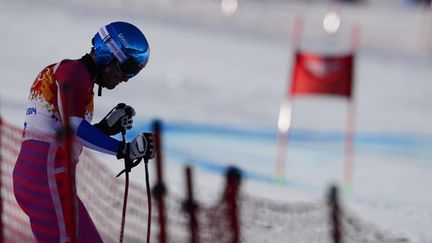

{"left": 101, "top": 61, "right": 129, "bottom": 89}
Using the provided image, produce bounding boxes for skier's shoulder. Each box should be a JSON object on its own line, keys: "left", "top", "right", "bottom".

{"left": 56, "top": 59, "right": 87, "bottom": 76}
{"left": 55, "top": 59, "right": 91, "bottom": 84}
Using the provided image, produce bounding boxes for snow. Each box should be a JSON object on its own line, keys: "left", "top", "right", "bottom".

{"left": 1, "top": 0, "right": 431, "bottom": 242}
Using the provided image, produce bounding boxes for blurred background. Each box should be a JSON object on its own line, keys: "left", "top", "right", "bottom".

{"left": 0, "top": 0, "right": 431, "bottom": 242}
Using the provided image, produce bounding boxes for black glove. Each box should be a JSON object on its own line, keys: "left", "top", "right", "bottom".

{"left": 94, "top": 103, "right": 135, "bottom": 136}
{"left": 117, "top": 133, "right": 156, "bottom": 161}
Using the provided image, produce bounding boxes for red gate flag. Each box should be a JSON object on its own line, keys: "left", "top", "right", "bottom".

{"left": 290, "top": 52, "right": 354, "bottom": 98}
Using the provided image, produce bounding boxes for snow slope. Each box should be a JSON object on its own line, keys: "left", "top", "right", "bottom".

{"left": 1, "top": 0, "right": 431, "bottom": 241}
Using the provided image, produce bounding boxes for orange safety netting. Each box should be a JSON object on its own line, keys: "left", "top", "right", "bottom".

{"left": 1, "top": 118, "right": 406, "bottom": 243}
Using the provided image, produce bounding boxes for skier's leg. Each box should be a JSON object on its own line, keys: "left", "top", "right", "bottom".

{"left": 77, "top": 196, "right": 103, "bottom": 242}
{"left": 13, "top": 140, "right": 63, "bottom": 241}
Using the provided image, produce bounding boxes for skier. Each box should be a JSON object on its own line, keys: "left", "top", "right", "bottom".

{"left": 12, "top": 21, "right": 155, "bottom": 242}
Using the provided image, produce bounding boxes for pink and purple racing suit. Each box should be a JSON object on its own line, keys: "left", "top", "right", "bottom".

{"left": 13, "top": 60, "right": 121, "bottom": 242}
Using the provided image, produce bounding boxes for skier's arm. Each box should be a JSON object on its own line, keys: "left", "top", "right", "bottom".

{"left": 70, "top": 116, "right": 121, "bottom": 155}
{"left": 70, "top": 116, "right": 155, "bottom": 161}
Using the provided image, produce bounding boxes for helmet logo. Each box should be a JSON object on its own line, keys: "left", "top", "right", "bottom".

{"left": 118, "top": 33, "right": 129, "bottom": 48}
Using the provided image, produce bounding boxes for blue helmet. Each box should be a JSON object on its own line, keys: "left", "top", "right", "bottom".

{"left": 92, "top": 21, "right": 150, "bottom": 78}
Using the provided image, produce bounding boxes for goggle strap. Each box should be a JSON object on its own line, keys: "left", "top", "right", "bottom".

{"left": 98, "top": 26, "right": 128, "bottom": 63}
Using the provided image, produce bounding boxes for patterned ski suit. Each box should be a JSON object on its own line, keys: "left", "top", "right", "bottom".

{"left": 13, "top": 59, "right": 121, "bottom": 242}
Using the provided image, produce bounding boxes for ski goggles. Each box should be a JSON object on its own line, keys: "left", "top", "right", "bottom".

{"left": 98, "top": 27, "right": 144, "bottom": 78}
{"left": 116, "top": 57, "right": 142, "bottom": 79}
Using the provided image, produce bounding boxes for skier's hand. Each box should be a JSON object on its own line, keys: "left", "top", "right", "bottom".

{"left": 94, "top": 103, "right": 135, "bottom": 136}
{"left": 117, "top": 133, "right": 156, "bottom": 161}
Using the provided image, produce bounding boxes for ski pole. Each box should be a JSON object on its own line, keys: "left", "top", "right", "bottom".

{"left": 116, "top": 131, "right": 152, "bottom": 243}
{"left": 144, "top": 157, "right": 152, "bottom": 243}
{"left": 119, "top": 130, "right": 129, "bottom": 243}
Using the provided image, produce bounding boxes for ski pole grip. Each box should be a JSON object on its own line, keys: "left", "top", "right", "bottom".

{"left": 116, "top": 103, "right": 126, "bottom": 109}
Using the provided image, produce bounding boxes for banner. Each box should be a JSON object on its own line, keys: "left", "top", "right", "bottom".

{"left": 290, "top": 52, "right": 354, "bottom": 98}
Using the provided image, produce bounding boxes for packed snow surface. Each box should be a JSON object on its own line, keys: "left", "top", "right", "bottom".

{"left": 1, "top": 0, "right": 431, "bottom": 242}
